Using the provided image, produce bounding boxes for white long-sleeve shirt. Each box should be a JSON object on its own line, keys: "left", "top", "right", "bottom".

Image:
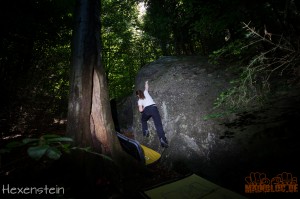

{"left": 138, "top": 90, "right": 155, "bottom": 109}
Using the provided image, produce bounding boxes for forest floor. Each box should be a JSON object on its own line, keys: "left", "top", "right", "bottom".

{"left": 0, "top": 126, "right": 183, "bottom": 199}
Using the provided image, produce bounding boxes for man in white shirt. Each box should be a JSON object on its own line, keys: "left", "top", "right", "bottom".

{"left": 136, "top": 81, "right": 169, "bottom": 148}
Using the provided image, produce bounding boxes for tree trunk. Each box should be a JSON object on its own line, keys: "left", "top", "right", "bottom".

{"left": 67, "top": 2, "right": 148, "bottom": 187}
{"left": 67, "top": 0, "right": 122, "bottom": 156}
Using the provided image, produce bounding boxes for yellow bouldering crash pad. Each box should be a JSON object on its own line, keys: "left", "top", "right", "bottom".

{"left": 141, "top": 144, "right": 161, "bottom": 165}
{"left": 117, "top": 132, "right": 161, "bottom": 165}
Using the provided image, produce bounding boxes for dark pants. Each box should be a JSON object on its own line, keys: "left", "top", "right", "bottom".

{"left": 141, "top": 105, "right": 166, "bottom": 139}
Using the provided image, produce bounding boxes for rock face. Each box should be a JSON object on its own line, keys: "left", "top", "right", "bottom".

{"left": 120, "top": 56, "right": 235, "bottom": 174}
{"left": 117, "top": 56, "right": 300, "bottom": 193}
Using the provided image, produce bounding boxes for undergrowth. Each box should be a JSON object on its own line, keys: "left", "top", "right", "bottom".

{"left": 206, "top": 22, "right": 300, "bottom": 119}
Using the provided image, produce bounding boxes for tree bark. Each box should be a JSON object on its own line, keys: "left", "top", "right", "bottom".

{"left": 67, "top": 2, "right": 148, "bottom": 184}
{"left": 67, "top": 0, "right": 121, "bottom": 156}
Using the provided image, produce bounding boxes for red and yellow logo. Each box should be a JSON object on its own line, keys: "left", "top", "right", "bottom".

{"left": 245, "top": 172, "right": 298, "bottom": 193}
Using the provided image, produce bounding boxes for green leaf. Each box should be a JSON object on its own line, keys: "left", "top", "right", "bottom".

{"left": 6, "top": 141, "right": 24, "bottom": 149}
{"left": 42, "top": 134, "right": 61, "bottom": 139}
{"left": 47, "top": 137, "right": 73, "bottom": 143}
{"left": 72, "top": 146, "right": 92, "bottom": 152}
{"left": 46, "top": 147, "right": 62, "bottom": 160}
{"left": 22, "top": 138, "right": 39, "bottom": 144}
{"left": 27, "top": 145, "right": 50, "bottom": 160}
{"left": 0, "top": 148, "right": 10, "bottom": 154}
{"left": 60, "top": 143, "right": 72, "bottom": 153}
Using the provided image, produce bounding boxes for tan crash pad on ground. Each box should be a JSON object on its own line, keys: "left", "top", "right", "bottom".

{"left": 142, "top": 174, "right": 247, "bottom": 199}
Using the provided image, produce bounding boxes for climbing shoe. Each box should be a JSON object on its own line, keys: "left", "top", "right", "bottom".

{"left": 160, "top": 138, "right": 169, "bottom": 148}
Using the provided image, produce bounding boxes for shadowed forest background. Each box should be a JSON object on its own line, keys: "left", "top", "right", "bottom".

{"left": 0, "top": 0, "right": 300, "bottom": 198}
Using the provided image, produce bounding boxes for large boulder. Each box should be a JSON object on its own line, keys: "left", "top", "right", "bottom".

{"left": 131, "top": 56, "right": 236, "bottom": 175}
{"left": 116, "top": 56, "right": 300, "bottom": 193}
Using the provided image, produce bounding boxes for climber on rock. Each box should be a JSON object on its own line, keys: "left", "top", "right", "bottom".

{"left": 136, "top": 81, "right": 169, "bottom": 148}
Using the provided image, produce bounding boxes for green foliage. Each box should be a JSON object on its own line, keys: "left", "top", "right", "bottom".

{"left": 101, "top": 0, "right": 160, "bottom": 100}
{"left": 0, "top": 0, "right": 73, "bottom": 133}
{"left": 1, "top": 0, "right": 300, "bottom": 132}
{"left": 3, "top": 134, "right": 73, "bottom": 160}
{"left": 210, "top": 21, "right": 300, "bottom": 112}
{"left": 1, "top": 134, "right": 114, "bottom": 167}
{"left": 203, "top": 111, "right": 232, "bottom": 121}
{"left": 209, "top": 39, "right": 247, "bottom": 65}
{"left": 142, "top": 0, "right": 251, "bottom": 55}
{"left": 213, "top": 68, "right": 269, "bottom": 110}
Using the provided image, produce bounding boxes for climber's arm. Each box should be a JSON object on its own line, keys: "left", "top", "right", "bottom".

{"left": 145, "top": 81, "right": 149, "bottom": 91}
{"left": 138, "top": 105, "right": 144, "bottom": 112}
